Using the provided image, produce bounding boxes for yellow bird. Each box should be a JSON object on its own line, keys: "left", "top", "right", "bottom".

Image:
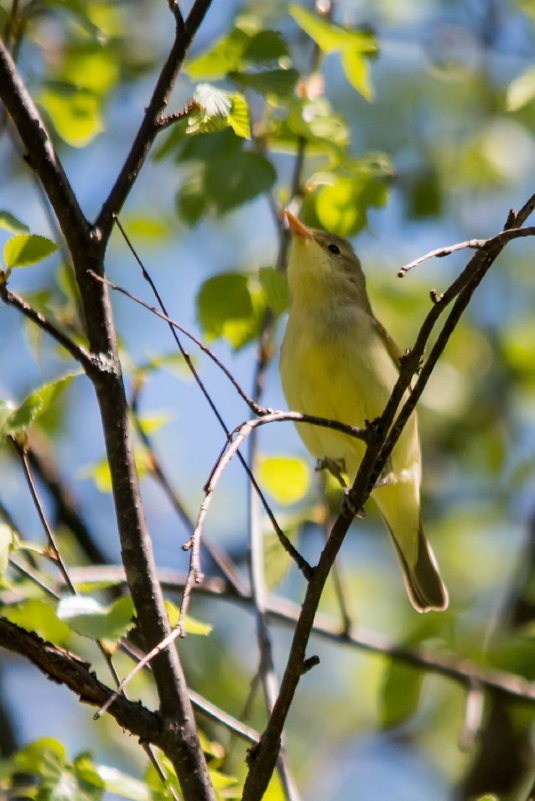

{"left": 280, "top": 210, "right": 448, "bottom": 612}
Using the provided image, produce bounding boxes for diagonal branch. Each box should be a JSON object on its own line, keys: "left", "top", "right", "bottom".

{"left": 95, "top": 0, "right": 214, "bottom": 242}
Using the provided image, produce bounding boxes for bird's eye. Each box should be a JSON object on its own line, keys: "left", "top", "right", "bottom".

{"left": 327, "top": 243, "right": 341, "bottom": 255}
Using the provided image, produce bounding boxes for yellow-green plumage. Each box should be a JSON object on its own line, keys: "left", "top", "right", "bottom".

{"left": 280, "top": 212, "right": 448, "bottom": 612}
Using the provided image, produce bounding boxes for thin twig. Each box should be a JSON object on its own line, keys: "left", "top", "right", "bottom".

{"left": 13, "top": 439, "right": 77, "bottom": 594}
{"left": 398, "top": 226, "right": 535, "bottom": 276}
{"left": 51, "top": 564, "right": 535, "bottom": 706}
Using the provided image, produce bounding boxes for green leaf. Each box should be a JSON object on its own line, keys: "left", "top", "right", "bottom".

{"left": 379, "top": 660, "right": 423, "bottom": 728}
{"left": 289, "top": 6, "right": 377, "bottom": 100}
{"left": 242, "top": 30, "right": 289, "bottom": 63}
{"left": 178, "top": 127, "right": 243, "bottom": 162}
{"left": 341, "top": 49, "right": 373, "bottom": 101}
{"left": 13, "top": 738, "right": 67, "bottom": 775}
{"left": 57, "top": 594, "right": 135, "bottom": 646}
{"left": 164, "top": 600, "right": 213, "bottom": 635}
{"left": 263, "top": 520, "right": 300, "bottom": 590}
{"left": 5, "top": 599, "right": 70, "bottom": 643}
{"left": 506, "top": 65, "right": 535, "bottom": 111}
{"left": 0, "top": 371, "right": 81, "bottom": 437}
{"left": 4, "top": 234, "right": 59, "bottom": 269}
{"left": 258, "top": 455, "right": 311, "bottom": 505}
{"left": 0, "top": 210, "right": 29, "bottom": 234}
{"left": 94, "top": 765, "right": 151, "bottom": 801}
{"left": 186, "top": 27, "right": 251, "bottom": 78}
{"left": 176, "top": 168, "right": 209, "bottom": 227}
{"left": 197, "top": 272, "right": 253, "bottom": 342}
{"left": 39, "top": 84, "right": 103, "bottom": 146}
{"left": 314, "top": 175, "right": 387, "bottom": 236}
{"left": 63, "top": 46, "right": 119, "bottom": 95}
{"left": 187, "top": 84, "right": 251, "bottom": 139}
{"left": 205, "top": 152, "right": 276, "bottom": 213}
{"left": 229, "top": 68, "right": 299, "bottom": 98}
{"left": 290, "top": 5, "right": 377, "bottom": 56}
{"left": 258, "top": 267, "right": 289, "bottom": 316}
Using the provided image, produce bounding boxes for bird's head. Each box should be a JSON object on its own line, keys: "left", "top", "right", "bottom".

{"left": 284, "top": 210, "right": 369, "bottom": 308}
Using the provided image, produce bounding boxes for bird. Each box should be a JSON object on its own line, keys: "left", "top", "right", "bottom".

{"left": 279, "top": 209, "right": 448, "bottom": 612}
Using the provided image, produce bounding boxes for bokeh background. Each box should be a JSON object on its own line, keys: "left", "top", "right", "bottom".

{"left": 1, "top": 0, "right": 535, "bottom": 798}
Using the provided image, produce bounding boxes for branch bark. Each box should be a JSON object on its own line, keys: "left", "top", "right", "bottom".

{"left": 0, "top": 7, "right": 216, "bottom": 797}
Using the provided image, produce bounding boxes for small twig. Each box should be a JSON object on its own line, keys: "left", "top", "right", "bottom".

{"left": 130, "top": 389, "right": 247, "bottom": 597}
{"left": 398, "top": 226, "right": 535, "bottom": 276}
{"left": 157, "top": 100, "right": 200, "bottom": 129}
{"left": 13, "top": 439, "right": 77, "bottom": 595}
{"left": 90, "top": 270, "right": 266, "bottom": 416}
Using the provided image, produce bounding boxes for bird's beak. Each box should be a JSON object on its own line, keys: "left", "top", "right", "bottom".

{"left": 284, "top": 210, "right": 313, "bottom": 240}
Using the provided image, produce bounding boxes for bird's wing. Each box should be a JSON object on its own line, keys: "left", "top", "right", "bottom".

{"left": 372, "top": 316, "right": 402, "bottom": 369}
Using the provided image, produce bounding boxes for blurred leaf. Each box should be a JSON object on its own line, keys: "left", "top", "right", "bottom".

{"left": 4, "top": 233, "right": 59, "bottom": 268}
{"left": 341, "top": 49, "right": 373, "bottom": 101}
{"left": 197, "top": 272, "right": 264, "bottom": 349}
{"left": 57, "top": 594, "right": 135, "bottom": 647}
{"left": 63, "top": 45, "right": 119, "bottom": 95}
{"left": 186, "top": 25, "right": 288, "bottom": 79}
{"left": 121, "top": 214, "right": 173, "bottom": 241}
{"left": 271, "top": 97, "right": 349, "bottom": 156}
{"left": 0, "top": 210, "right": 29, "bottom": 233}
{"left": 407, "top": 167, "right": 443, "bottom": 218}
{"left": 229, "top": 68, "right": 299, "bottom": 98}
{"left": 314, "top": 175, "right": 387, "bottom": 236}
{"left": 84, "top": 447, "right": 150, "bottom": 492}
{"left": 5, "top": 599, "right": 70, "bottom": 643}
{"left": 205, "top": 152, "right": 276, "bottom": 213}
{"left": 94, "top": 765, "right": 151, "bottom": 801}
{"left": 242, "top": 29, "right": 289, "bottom": 63}
{"left": 165, "top": 599, "right": 213, "bottom": 635}
{"left": 258, "top": 267, "right": 289, "bottom": 316}
{"left": 0, "top": 371, "right": 81, "bottom": 437}
{"left": 506, "top": 65, "right": 535, "bottom": 111}
{"left": 13, "top": 737, "right": 67, "bottom": 775}
{"left": 258, "top": 455, "right": 311, "bottom": 505}
{"left": 290, "top": 6, "right": 377, "bottom": 55}
{"left": 39, "top": 84, "right": 103, "bottom": 146}
{"left": 186, "top": 27, "right": 251, "bottom": 78}
{"left": 379, "top": 660, "right": 423, "bottom": 728}
{"left": 178, "top": 127, "right": 243, "bottom": 162}
{"left": 263, "top": 520, "right": 300, "bottom": 590}
{"left": 176, "top": 167, "right": 209, "bottom": 226}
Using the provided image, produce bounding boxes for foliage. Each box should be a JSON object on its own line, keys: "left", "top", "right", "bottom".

{"left": 1, "top": 2, "right": 535, "bottom": 801}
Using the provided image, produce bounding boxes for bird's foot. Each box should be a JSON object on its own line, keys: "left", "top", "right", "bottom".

{"left": 316, "top": 457, "right": 347, "bottom": 488}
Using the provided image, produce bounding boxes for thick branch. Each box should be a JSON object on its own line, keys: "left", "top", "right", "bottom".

{"left": 0, "top": 617, "right": 162, "bottom": 742}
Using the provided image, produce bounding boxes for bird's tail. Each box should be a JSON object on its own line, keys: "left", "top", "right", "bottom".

{"left": 389, "top": 521, "right": 449, "bottom": 612}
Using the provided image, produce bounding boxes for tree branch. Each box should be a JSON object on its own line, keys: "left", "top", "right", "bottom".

{"left": 95, "top": 0, "right": 214, "bottom": 242}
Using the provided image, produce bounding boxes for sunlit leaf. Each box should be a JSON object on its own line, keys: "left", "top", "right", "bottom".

{"left": 5, "top": 600, "right": 70, "bottom": 643}
{"left": 164, "top": 600, "right": 213, "bottom": 635}
{"left": 197, "top": 272, "right": 253, "bottom": 343}
{"left": 0, "top": 210, "right": 29, "bottom": 234}
{"left": 63, "top": 46, "right": 119, "bottom": 95}
{"left": 4, "top": 234, "right": 59, "bottom": 268}
{"left": 95, "top": 765, "right": 151, "bottom": 801}
{"left": 258, "top": 267, "right": 289, "bottom": 316}
{"left": 187, "top": 84, "right": 250, "bottom": 139}
{"left": 39, "top": 85, "right": 103, "bottom": 146}
{"left": 314, "top": 175, "right": 387, "bottom": 236}
{"left": 506, "top": 65, "right": 535, "bottom": 111}
{"left": 258, "top": 455, "right": 311, "bottom": 505}
{"left": 290, "top": 5, "right": 377, "bottom": 55}
{"left": 186, "top": 27, "right": 251, "bottom": 78}
{"left": 57, "top": 594, "right": 135, "bottom": 646}
{"left": 0, "top": 371, "right": 81, "bottom": 437}
{"left": 341, "top": 49, "right": 373, "bottom": 101}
